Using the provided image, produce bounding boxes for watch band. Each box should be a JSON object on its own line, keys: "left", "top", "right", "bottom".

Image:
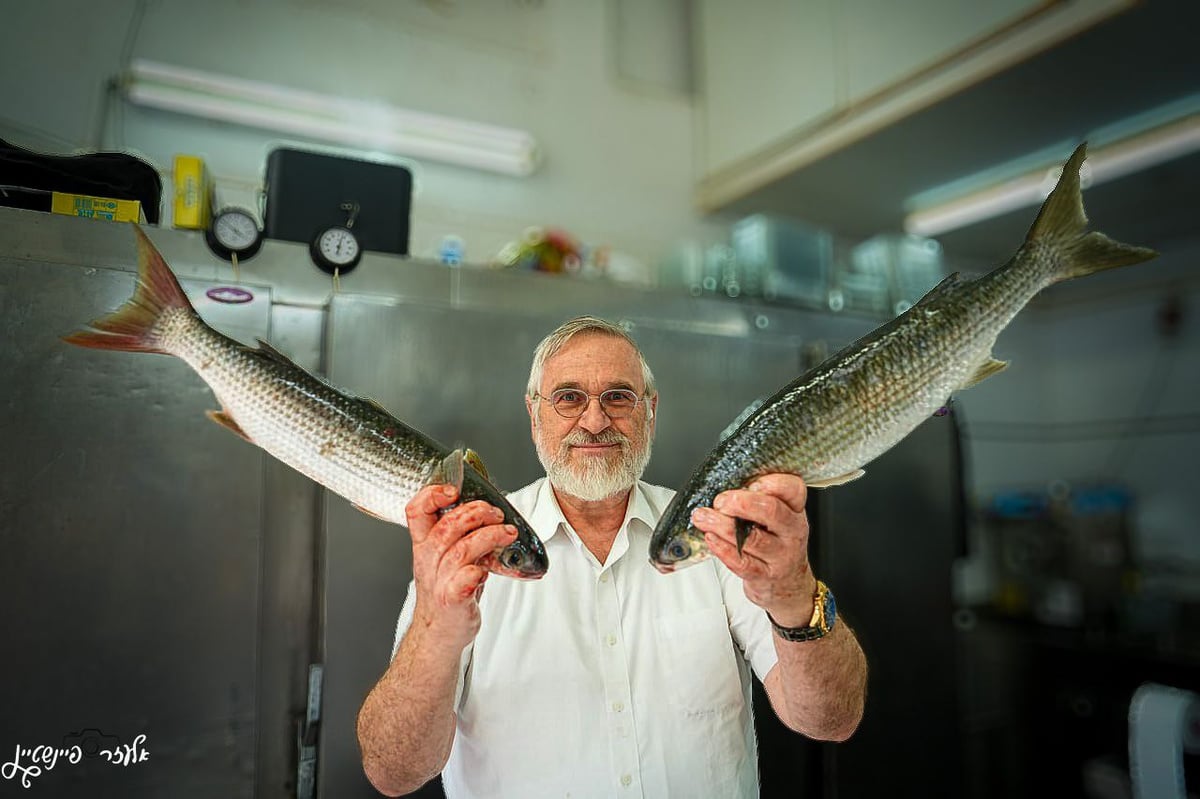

{"left": 767, "top": 580, "right": 837, "bottom": 642}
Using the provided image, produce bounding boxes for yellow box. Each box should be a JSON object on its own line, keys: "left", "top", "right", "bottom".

{"left": 172, "top": 154, "right": 213, "bottom": 229}
{"left": 50, "top": 192, "right": 146, "bottom": 223}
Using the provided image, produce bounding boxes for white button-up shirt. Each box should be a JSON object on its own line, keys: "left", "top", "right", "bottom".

{"left": 391, "top": 478, "right": 779, "bottom": 798}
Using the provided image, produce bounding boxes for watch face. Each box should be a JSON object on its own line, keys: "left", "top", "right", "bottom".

{"left": 318, "top": 227, "right": 360, "bottom": 266}
{"left": 213, "top": 210, "right": 260, "bottom": 251}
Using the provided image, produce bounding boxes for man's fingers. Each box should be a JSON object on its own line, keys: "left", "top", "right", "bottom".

{"left": 443, "top": 523, "right": 518, "bottom": 570}
{"left": 712, "top": 476, "right": 809, "bottom": 540}
{"left": 747, "top": 473, "right": 808, "bottom": 513}
{"left": 712, "top": 489, "right": 786, "bottom": 532}
{"left": 406, "top": 483, "right": 460, "bottom": 541}
{"left": 443, "top": 564, "right": 489, "bottom": 602}
{"left": 691, "top": 507, "right": 776, "bottom": 565}
{"left": 704, "top": 532, "right": 766, "bottom": 580}
{"left": 432, "top": 501, "right": 506, "bottom": 548}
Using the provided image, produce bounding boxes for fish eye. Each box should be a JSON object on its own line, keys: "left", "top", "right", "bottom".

{"left": 667, "top": 541, "right": 689, "bottom": 561}
{"left": 504, "top": 548, "right": 525, "bottom": 569}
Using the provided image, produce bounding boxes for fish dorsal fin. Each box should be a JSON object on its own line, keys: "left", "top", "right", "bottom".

{"left": 464, "top": 448, "right": 491, "bottom": 481}
{"left": 914, "top": 272, "right": 965, "bottom": 307}
{"left": 1025, "top": 143, "right": 1089, "bottom": 246}
{"left": 807, "top": 469, "right": 865, "bottom": 489}
{"left": 425, "top": 448, "right": 465, "bottom": 493}
{"left": 206, "top": 408, "right": 253, "bottom": 443}
{"left": 253, "top": 338, "right": 302, "bottom": 368}
{"left": 962, "top": 357, "right": 1009, "bottom": 389}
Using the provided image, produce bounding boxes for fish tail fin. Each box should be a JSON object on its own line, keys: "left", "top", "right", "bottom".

{"left": 61, "top": 225, "right": 195, "bottom": 353}
{"left": 1025, "top": 142, "right": 1158, "bottom": 283}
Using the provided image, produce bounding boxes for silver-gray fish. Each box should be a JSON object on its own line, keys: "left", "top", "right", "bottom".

{"left": 63, "top": 226, "right": 548, "bottom": 580}
{"left": 650, "top": 142, "right": 1157, "bottom": 573}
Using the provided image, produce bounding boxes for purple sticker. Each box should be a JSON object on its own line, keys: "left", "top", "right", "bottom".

{"left": 206, "top": 286, "right": 254, "bottom": 304}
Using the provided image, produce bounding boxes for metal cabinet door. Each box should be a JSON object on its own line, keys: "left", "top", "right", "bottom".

{"left": 0, "top": 258, "right": 267, "bottom": 798}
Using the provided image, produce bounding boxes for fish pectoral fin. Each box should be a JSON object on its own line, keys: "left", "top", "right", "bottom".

{"left": 962, "top": 357, "right": 1009, "bottom": 389}
{"left": 425, "top": 448, "right": 466, "bottom": 493}
{"left": 463, "top": 448, "right": 491, "bottom": 481}
{"left": 352, "top": 503, "right": 389, "bottom": 521}
{"left": 735, "top": 518, "right": 754, "bottom": 556}
{"left": 807, "top": 469, "right": 865, "bottom": 489}
{"left": 205, "top": 409, "right": 253, "bottom": 443}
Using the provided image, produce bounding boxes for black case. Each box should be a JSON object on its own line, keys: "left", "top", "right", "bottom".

{"left": 263, "top": 148, "right": 412, "bottom": 256}
{"left": 0, "top": 138, "right": 162, "bottom": 222}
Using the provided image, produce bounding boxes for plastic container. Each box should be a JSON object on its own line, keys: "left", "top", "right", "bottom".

{"left": 731, "top": 214, "right": 832, "bottom": 308}
{"left": 851, "top": 233, "right": 945, "bottom": 315}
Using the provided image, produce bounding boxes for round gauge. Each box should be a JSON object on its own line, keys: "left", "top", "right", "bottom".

{"left": 205, "top": 207, "right": 263, "bottom": 262}
{"left": 310, "top": 225, "right": 362, "bottom": 274}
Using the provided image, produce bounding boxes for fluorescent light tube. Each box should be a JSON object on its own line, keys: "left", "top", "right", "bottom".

{"left": 123, "top": 59, "right": 541, "bottom": 177}
{"left": 904, "top": 114, "right": 1200, "bottom": 238}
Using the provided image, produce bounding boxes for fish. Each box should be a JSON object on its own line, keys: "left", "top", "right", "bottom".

{"left": 62, "top": 226, "right": 549, "bottom": 580}
{"left": 649, "top": 142, "right": 1157, "bottom": 574}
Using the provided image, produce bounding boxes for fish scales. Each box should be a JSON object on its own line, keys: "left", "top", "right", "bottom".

{"left": 64, "top": 229, "right": 549, "bottom": 580}
{"left": 650, "top": 143, "right": 1158, "bottom": 573}
{"left": 160, "top": 309, "right": 432, "bottom": 518}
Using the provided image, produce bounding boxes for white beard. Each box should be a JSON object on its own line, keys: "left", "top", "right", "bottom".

{"left": 536, "top": 423, "right": 653, "bottom": 502}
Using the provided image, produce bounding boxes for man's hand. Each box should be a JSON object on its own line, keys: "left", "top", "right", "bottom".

{"left": 689, "top": 474, "right": 818, "bottom": 627}
{"left": 406, "top": 484, "right": 518, "bottom": 653}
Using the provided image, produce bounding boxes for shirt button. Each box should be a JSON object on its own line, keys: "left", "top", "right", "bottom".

{"left": 599, "top": 572, "right": 610, "bottom": 583}
{"left": 606, "top": 634, "right": 617, "bottom": 647}
{"left": 621, "top": 774, "right": 632, "bottom": 787}
{"left": 612, "top": 701, "right": 624, "bottom": 712}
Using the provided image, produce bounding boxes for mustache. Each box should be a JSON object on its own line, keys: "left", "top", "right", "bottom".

{"left": 562, "top": 429, "right": 629, "bottom": 447}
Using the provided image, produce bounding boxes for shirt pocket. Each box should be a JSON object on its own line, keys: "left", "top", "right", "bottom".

{"left": 654, "top": 605, "right": 746, "bottom": 716}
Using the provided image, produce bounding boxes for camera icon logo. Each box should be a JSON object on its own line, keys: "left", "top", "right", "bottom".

{"left": 62, "top": 728, "right": 121, "bottom": 758}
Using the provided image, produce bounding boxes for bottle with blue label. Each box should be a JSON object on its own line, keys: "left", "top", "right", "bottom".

{"left": 439, "top": 235, "right": 465, "bottom": 267}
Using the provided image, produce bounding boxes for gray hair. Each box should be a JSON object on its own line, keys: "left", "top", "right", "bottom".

{"left": 526, "top": 316, "right": 657, "bottom": 400}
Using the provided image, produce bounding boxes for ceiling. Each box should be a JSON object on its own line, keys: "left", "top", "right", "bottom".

{"left": 716, "top": 0, "right": 1200, "bottom": 270}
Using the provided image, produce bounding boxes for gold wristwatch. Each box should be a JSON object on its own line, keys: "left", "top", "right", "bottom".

{"left": 766, "top": 580, "right": 837, "bottom": 642}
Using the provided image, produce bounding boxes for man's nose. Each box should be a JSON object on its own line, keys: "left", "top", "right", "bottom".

{"left": 576, "top": 396, "right": 612, "bottom": 433}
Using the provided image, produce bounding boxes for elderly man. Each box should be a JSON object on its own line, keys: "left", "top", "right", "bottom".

{"left": 357, "top": 316, "right": 867, "bottom": 798}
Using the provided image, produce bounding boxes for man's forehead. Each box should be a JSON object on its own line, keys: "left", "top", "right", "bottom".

{"left": 542, "top": 332, "right": 642, "bottom": 383}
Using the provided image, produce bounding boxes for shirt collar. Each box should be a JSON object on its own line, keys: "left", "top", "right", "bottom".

{"left": 530, "top": 478, "right": 658, "bottom": 544}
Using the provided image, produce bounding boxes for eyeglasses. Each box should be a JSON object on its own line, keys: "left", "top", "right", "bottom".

{"left": 534, "top": 388, "right": 648, "bottom": 419}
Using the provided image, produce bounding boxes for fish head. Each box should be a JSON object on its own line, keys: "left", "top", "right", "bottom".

{"left": 648, "top": 495, "right": 711, "bottom": 574}
{"left": 484, "top": 514, "right": 550, "bottom": 580}
{"left": 456, "top": 467, "right": 550, "bottom": 580}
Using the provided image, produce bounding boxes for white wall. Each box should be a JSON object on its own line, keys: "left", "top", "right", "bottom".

{"left": 1, "top": 0, "right": 724, "bottom": 271}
